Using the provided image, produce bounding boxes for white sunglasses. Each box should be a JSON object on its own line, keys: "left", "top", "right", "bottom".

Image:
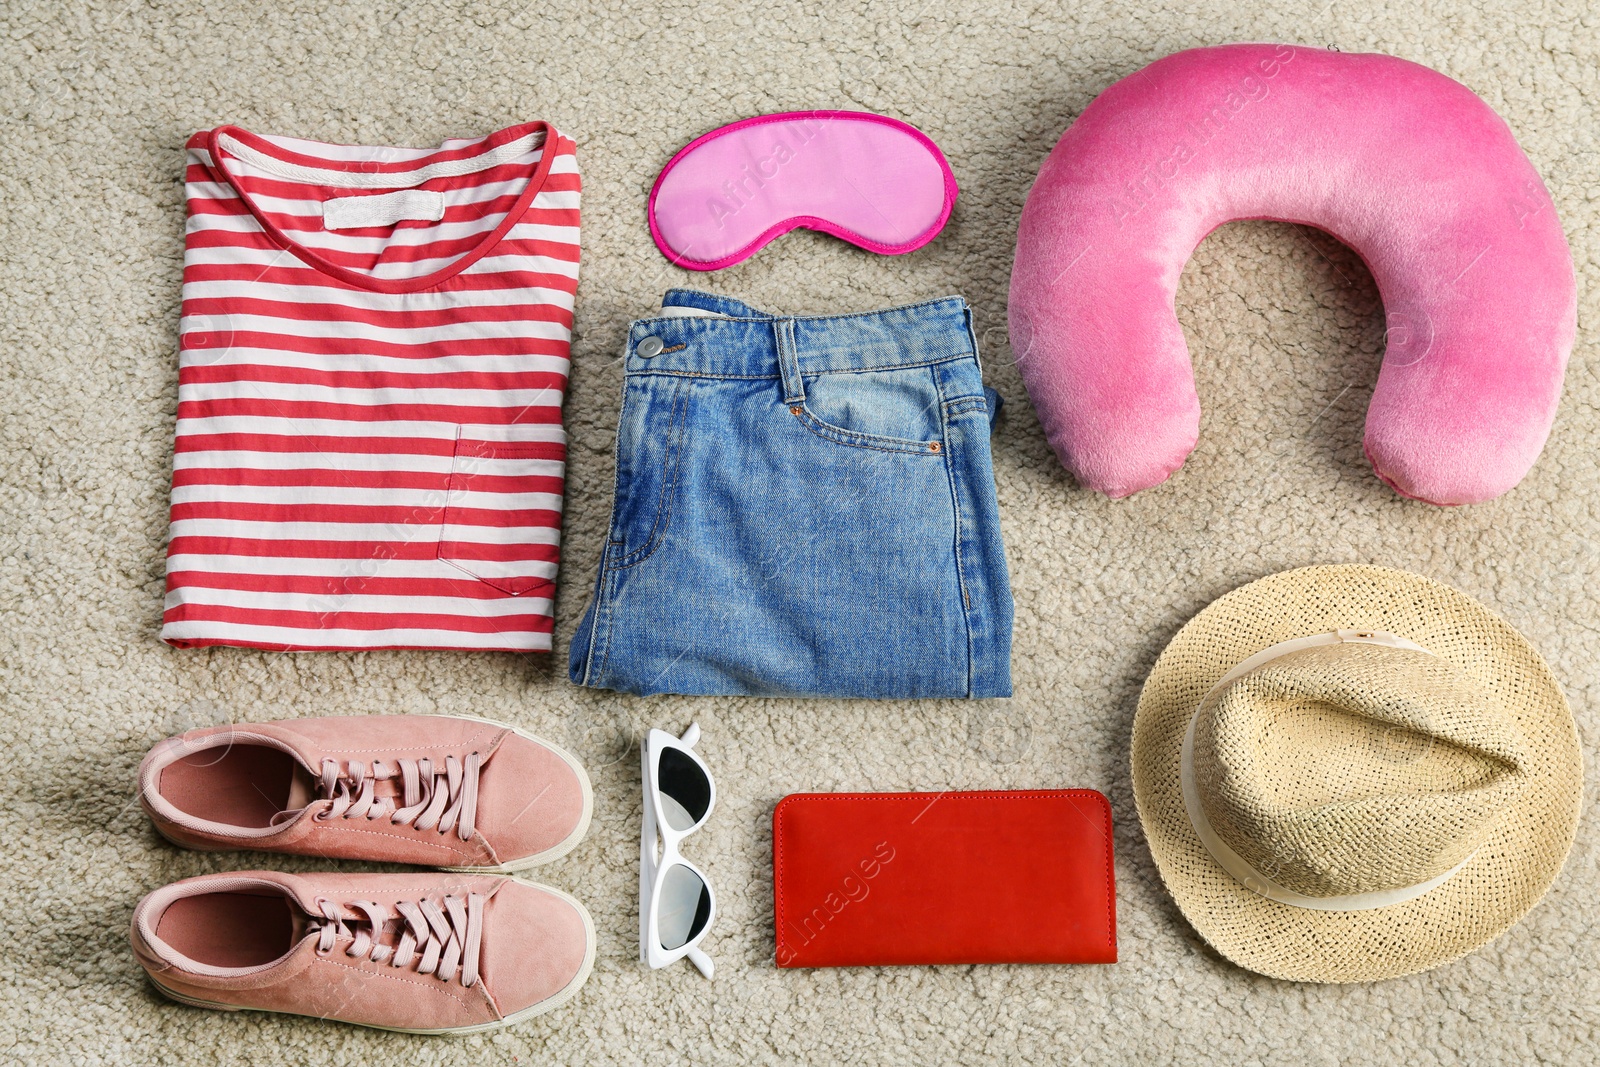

{"left": 640, "top": 723, "right": 716, "bottom": 978}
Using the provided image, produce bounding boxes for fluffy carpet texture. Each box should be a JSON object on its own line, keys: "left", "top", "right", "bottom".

{"left": 2, "top": 2, "right": 1597, "bottom": 1064}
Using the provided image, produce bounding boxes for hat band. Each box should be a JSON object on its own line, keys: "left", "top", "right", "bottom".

{"left": 1179, "top": 630, "right": 1475, "bottom": 912}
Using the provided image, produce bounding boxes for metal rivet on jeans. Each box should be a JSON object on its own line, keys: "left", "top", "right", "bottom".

{"left": 789, "top": 406, "right": 802, "bottom": 416}
{"left": 929, "top": 442, "right": 942, "bottom": 453}
{"left": 637, "top": 336, "right": 664, "bottom": 358}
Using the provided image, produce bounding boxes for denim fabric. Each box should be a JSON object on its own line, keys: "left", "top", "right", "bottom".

{"left": 569, "top": 289, "right": 1012, "bottom": 698}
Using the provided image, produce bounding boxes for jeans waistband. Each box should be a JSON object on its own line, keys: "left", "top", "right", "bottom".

{"left": 624, "top": 289, "right": 976, "bottom": 378}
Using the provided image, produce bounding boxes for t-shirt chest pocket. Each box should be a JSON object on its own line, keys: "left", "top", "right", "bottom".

{"left": 437, "top": 436, "right": 566, "bottom": 597}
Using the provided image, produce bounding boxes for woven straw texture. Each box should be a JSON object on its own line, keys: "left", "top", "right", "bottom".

{"left": 1194, "top": 643, "right": 1527, "bottom": 897}
{"left": 1133, "top": 565, "right": 1583, "bottom": 983}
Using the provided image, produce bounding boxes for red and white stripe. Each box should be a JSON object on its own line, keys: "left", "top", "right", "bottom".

{"left": 162, "top": 122, "right": 579, "bottom": 652}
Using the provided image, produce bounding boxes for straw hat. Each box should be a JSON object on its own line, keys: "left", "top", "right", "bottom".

{"left": 1131, "top": 564, "right": 1582, "bottom": 983}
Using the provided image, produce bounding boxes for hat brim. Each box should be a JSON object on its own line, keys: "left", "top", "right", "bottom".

{"left": 1131, "top": 564, "right": 1582, "bottom": 983}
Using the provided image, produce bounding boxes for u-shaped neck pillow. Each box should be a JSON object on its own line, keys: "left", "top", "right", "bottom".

{"left": 1009, "top": 44, "right": 1576, "bottom": 505}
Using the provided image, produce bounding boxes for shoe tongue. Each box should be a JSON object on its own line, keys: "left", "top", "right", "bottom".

{"left": 283, "top": 762, "right": 316, "bottom": 815}
{"left": 287, "top": 898, "right": 314, "bottom": 944}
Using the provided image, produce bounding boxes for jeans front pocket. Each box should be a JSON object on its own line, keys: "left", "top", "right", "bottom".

{"left": 437, "top": 435, "right": 566, "bottom": 596}
{"left": 789, "top": 365, "right": 947, "bottom": 455}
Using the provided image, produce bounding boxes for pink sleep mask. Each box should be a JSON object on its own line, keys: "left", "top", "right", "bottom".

{"left": 648, "top": 110, "right": 958, "bottom": 270}
{"left": 1009, "top": 44, "right": 1576, "bottom": 505}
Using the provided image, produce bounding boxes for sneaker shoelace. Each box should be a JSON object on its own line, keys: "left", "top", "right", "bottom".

{"left": 300, "top": 753, "right": 483, "bottom": 841}
{"left": 309, "top": 894, "right": 486, "bottom": 987}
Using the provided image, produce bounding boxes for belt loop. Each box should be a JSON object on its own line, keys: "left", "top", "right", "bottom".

{"left": 962, "top": 303, "right": 984, "bottom": 374}
{"left": 774, "top": 318, "right": 805, "bottom": 404}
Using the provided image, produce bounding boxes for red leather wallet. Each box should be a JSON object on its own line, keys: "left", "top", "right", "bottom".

{"left": 772, "top": 790, "right": 1116, "bottom": 967}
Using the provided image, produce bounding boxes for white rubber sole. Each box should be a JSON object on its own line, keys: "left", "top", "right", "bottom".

{"left": 147, "top": 883, "right": 598, "bottom": 1036}
{"left": 438, "top": 713, "right": 595, "bottom": 873}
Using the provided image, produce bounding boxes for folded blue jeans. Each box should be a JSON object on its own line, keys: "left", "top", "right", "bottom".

{"left": 569, "top": 289, "right": 1013, "bottom": 698}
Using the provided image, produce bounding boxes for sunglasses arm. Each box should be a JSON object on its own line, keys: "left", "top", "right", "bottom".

{"left": 686, "top": 945, "right": 714, "bottom": 979}
{"left": 639, "top": 750, "right": 658, "bottom": 963}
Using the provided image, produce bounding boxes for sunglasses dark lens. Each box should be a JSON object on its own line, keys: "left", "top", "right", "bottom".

{"left": 658, "top": 862, "right": 712, "bottom": 950}
{"left": 657, "top": 747, "right": 712, "bottom": 831}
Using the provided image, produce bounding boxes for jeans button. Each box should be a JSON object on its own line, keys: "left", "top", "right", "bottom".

{"left": 637, "top": 336, "right": 664, "bottom": 358}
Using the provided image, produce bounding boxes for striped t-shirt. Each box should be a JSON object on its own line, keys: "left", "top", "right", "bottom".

{"left": 162, "top": 122, "right": 578, "bottom": 652}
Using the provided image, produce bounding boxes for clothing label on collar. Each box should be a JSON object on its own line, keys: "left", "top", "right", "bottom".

{"left": 323, "top": 190, "right": 446, "bottom": 230}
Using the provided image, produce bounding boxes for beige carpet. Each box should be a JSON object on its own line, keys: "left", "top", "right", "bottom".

{"left": 3, "top": 1, "right": 1598, "bottom": 1063}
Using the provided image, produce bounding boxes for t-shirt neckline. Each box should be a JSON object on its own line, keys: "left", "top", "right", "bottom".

{"left": 205, "top": 121, "right": 556, "bottom": 296}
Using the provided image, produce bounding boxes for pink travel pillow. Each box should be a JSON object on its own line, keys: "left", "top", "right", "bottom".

{"left": 1010, "top": 44, "right": 1576, "bottom": 505}
{"left": 649, "top": 111, "right": 958, "bottom": 270}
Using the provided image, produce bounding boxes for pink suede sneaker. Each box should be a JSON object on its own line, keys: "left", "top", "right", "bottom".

{"left": 139, "top": 715, "right": 592, "bottom": 872}
{"left": 132, "top": 871, "right": 594, "bottom": 1034}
